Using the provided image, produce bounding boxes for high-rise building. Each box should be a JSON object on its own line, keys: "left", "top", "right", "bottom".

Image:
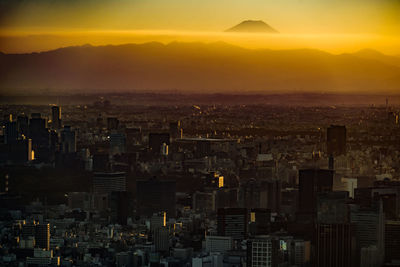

{"left": 350, "top": 203, "right": 385, "bottom": 267}
{"left": 154, "top": 226, "right": 170, "bottom": 252}
{"left": 298, "top": 169, "right": 333, "bottom": 222}
{"left": 290, "top": 239, "right": 311, "bottom": 266}
{"left": 316, "top": 223, "right": 356, "bottom": 267}
{"left": 217, "top": 208, "right": 247, "bottom": 240}
{"left": 107, "top": 117, "right": 119, "bottom": 130}
{"left": 8, "top": 139, "right": 33, "bottom": 163}
{"left": 317, "top": 191, "right": 349, "bottom": 224}
{"left": 29, "top": 113, "right": 50, "bottom": 161}
{"left": 60, "top": 126, "right": 76, "bottom": 153}
{"left": 327, "top": 125, "right": 346, "bottom": 156}
{"left": 384, "top": 220, "right": 400, "bottom": 263}
{"left": 4, "top": 121, "right": 18, "bottom": 144}
{"left": 169, "top": 121, "right": 181, "bottom": 139}
{"left": 17, "top": 115, "right": 29, "bottom": 137}
{"left": 248, "top": 208, "right": 271, "bottom": 236}
{"left": 109, "top": 191, "right": 133, "bottom": 225}
{"left": 110, "top": 132, "right": 126, "bottom": 156}
{"left": 136, "top": 177, "right": 176, "bottom": 217}
{"left": 35, "top": 223, "right": 50, "bottom": 250}
{"left": 93, "top": 172, "right": 126, "bottom": 194}
{"left": 148, "top": 133, "right": 170, "bottom": 154}
{"left": 51, "top": 106, "right": 61, "bottom": 129}
{"left": 205, "top": 236, "right": 233, "bottom": 253}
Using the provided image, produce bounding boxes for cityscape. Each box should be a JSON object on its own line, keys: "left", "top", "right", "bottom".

{"left": 1, "top": 0, "right": 400, "bottom": 266}
{"left": 0, "top": 96, "right": 400, "bottom": 266}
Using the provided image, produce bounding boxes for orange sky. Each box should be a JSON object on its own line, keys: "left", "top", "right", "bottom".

{"left": 0, "top": 0, "right": 399, "bottom": 54}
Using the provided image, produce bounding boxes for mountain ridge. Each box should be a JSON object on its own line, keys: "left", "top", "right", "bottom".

{"left": 1, "top": 42, "right": 399, "bottom": 94}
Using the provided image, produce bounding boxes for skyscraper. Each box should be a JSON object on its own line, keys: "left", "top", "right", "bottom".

{"left": 93, "top": 172, "right": 126, "bottom": 194}
{"left": 29, "top": 113, "right": 50, "bottom": 161}
{"left": 316, "top": 223, "right": 356, "bottom": 267}
{"left": 350, "top": 203, "right": 385, "bottom": 267}
{"left": 148, "top": 133, "right": 170, "bottom": 154}
{"left": 136, "top": 177, "right": 176, "bottom": 217}
{"left": 51, "top": 106, "right": 61, "bottom": 129}
{"left": 35, "top": 223, "right": 50, "bottom": 251}
{"left": 298, "top": 169, "right": 334, "bottom": 222}
{"left": 327, "top": 125, "right": 346, "bottom": 156}
{"left": 17, "top": 115, "right": 29, "bottom": 137}
{"left": 60, "top": 126, "right": 76, "bottom": 153}
{"left": 217, "top": 208, "right": 247, "bottom": 240}
{"left": 110, "top": 132, "right": 126, "bottom": 156}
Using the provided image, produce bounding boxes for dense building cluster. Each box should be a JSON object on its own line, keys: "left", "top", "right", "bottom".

{"left": 0, "top": 100, "right": 400, "bottom": 267}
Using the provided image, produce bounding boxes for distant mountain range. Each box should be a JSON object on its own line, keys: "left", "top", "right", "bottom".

{"left": 226, "top": 20, "right": 278, "bottom": 33}
{"left": 1, "top": 42, "right": 400, "bottom": 94}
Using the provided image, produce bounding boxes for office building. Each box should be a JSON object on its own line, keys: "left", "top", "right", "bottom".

{"left": 350, "top": 203, "right": 385, "bottom": 267}
{"left": 247, "top": 236, "right": 272, "bottom": 267}
{"left": 4, "top": 121, "right": 18, "bottom": 144}
{"left": 217, "top": 208, "right": 247, "bottom": 240}
{"left": 51, "top": 106, "right": 61, "bottom": 129}
{"left": 35, "top": 224, "right": 50, "bottom": 251}
{"left": 109, "top": 191, "right": 133, "bottom": 225}
{"left": 205, "top": 235, "right": 233, "bottom": 253}
{"left": 327, "top": 125, "right": 346, "bottom": 156}
{"left": 290, "top": 239, "right": 311, "bottom": 266}
{"left": 148, "top": 133, "right": 170, "bottom": 154}
{"left": 154, "top": 226, "right": 169, "bottom": 252}
{"left": 298, "top": 169, "right": 334, "bottom": 222}
{"left": 316, "top": 223, "right": 356, "bottom": 267}
{"left": 385, "top": 220, "right": 400, "bottom": 263}
{"left": 29, "top": 113, "right": 50, "bottom": 161}
{"left": 317, "top": 191, "right": 349, "bottom": 224}
{"left": 8, "top": 138, "right": 33, "bottom": 163}
{"left": 93, "top": 172, "right": 126, "bottom": 194}
{"left": 17, "top": 115, "right": 29, "bottom": 137}
{"left": 136, "top": 177, "right": 176, "bottom": 217}
{"left": 60, "top": 126, "right": 76, "bottom": 153}
{"left": 249, "top": 208, "right": 271, "bottom": 236}
{"left": 110, "top": 132, "right": 126, "bottom": 155}
{"left": 107, "top": 117, "right": 119, "bottom": 130}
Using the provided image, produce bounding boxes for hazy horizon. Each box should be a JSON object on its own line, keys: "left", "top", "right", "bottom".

{"left": 1, "top": 0, "right": 399, "bottom": 95}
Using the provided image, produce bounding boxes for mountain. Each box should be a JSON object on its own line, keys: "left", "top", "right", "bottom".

{"left": 226, "top": 20, "right": 278, "bottom": 33}
{"left": 349, "top": 49, "right": 400, "bottom": 67}
{"left": 1, "top": 42, "right": 400, "bottom": 94}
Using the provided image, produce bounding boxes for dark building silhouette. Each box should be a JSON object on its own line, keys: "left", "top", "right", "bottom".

{"left": 316, "top": 224, "right": 355, "bottom": 267}
{"left": 298, "top": 169, "right": 333, "bottom": 222}
{"left": 93, "top": 153, "right": 110, "bottom": 172}
{"left": 93, "top": 172, "right": 126, "bottom": 194}
{"left": 5, "top": 121, "right": 18, "bottom": 144}
{"left": 107, "top": 117, "right": 119, "bottom": 131}
{"left": 8, "top": 139, "right": 32, "bottom": 163}
{"left": 148, "top": 133, "right": 170, "bottom": 154}
{"left": 35, "top": 223, "right": 50, "bottom": 250}
{"left": 385, "top": 220, "right": 400, "bottom": 263}
{"left": 29, "top": 113, "right": 50, "bottom": 161}
{"left": 17, "top": 115, "right": 29, "bottom": 137}
{"left": 327, "top": 125, "right": 346, "bottom": 156}
{"left": 317, "top": 191, "right": 349, "bottom": 224}
{"left": 51, "top": 106, "right": 61, "bottom": 129}
{"left": 248, "top": 208, "right": 271, "bottom": 236}
{"left": 217, "top": 208, "right": 247, "bottom": 240}
{"left": 169, "top": 121, "right": 181, "bottom": 139}
{"left": 136, "top": 177, "right": 176, "bottom": 217}
{"left": 60, "top": 126, "right": 76, "bottom": 153}
{"left": 110, "top": 191, "right": 133, "bottom": 225}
